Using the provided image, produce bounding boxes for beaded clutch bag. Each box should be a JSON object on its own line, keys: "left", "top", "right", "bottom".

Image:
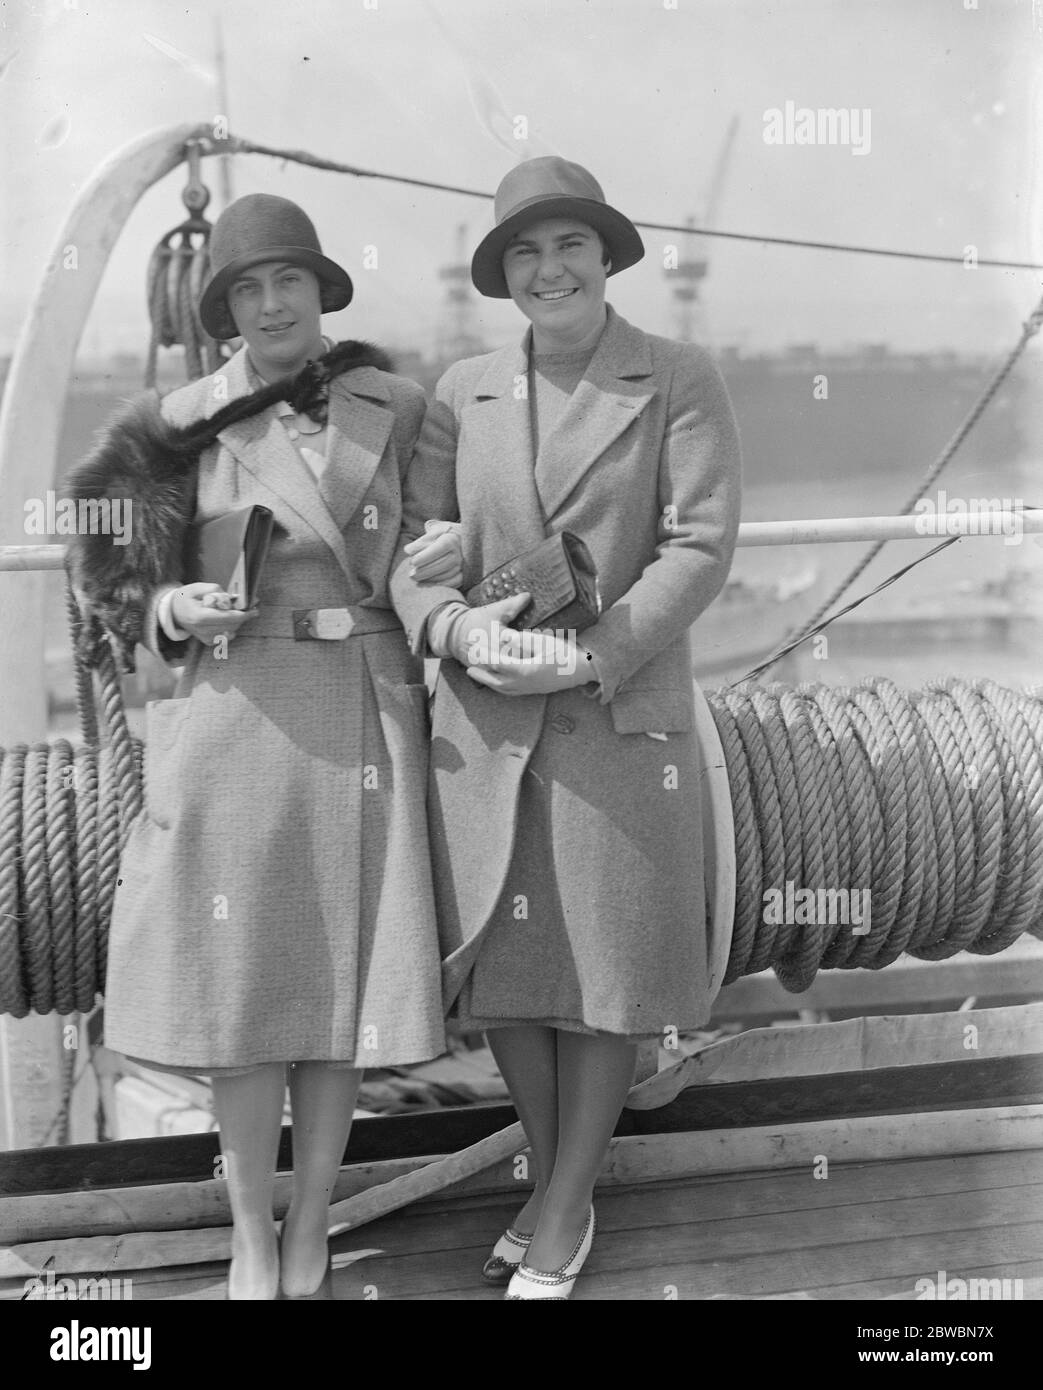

{"left": 465, "top": 530, "right": 602, "bottom": 633}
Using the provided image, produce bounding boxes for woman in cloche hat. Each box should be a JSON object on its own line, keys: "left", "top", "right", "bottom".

{"left": 392, "top": 157, "right": 742, "bottom": 1299}
{"left": 68, "top": 192, "right": 461, "bottom": 1299}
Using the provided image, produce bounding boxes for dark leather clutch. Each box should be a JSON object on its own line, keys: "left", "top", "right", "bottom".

{"left": 188, "top": 505, "right": 275, "bottom": 610}
{"left": 465, "top": 531, "right": 602, "bottom": 633}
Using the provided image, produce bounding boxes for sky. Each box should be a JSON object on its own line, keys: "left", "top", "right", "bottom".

{"left": 0, "top": 0, "right": 1040, "bottom": 361}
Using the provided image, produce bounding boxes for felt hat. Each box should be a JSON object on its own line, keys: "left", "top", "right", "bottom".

{"left": 200, "top": 193, "right": 353, "bottom": 339}
{"left": 471, "top": 157, "right": 644, "bottom": 298}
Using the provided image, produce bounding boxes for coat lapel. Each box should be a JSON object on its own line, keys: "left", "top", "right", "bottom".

{"left": 318, "top": 368, "right": 393, "bottom": 534}
{"left": 533, "top": 306, "right": 656, "bottom": 521}
{"left": 466, "top": 335, "right": 547, "bottom": 557}
{"left": 208, "top": 351, "right": 392, "bottom": 585}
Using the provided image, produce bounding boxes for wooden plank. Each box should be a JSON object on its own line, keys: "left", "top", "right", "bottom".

{"left": 0, "top": 1154, "right": 452, "bottom": 1243}
{"left": 625, "top": 1054, "right": 1043, "bottom": 1132}
{"left": 0, "top": 1104, "right": 518, "bottom": 1196}
{"left": 3, "top": 1114, "right": 1040, "bottom": 1277}
{"left": 648, "top": 1223, "right": 1043, "bottom": 1303}
{"left": 6, "top": 1044, "right": 1040, "bottom": 1198}
{"left": 631, "top": 1002, "right": 1043, "bottom": 1104}
{"left": 325, "top": 1047, "right": 1040, "bottom": 1239}
{"left": 5, "top": 1165, "right": 1040, "bottom": 1302}
{"left": 351, "top": 1155, "right": 1043, "bottom": 1258}
{"left": 600, "top": 1107, "right": 1043, "bottom": 1186}
{"left": 298, "top": 1210, "right": 1043, "bottom": 1302}
{"left": 713, "top": 940, "right": 1043, "bottom": 1020}
{"left": 6, "top": 1145, "right": 1040, "bottom": 1254}
{"left": 8, "top": 1139, "right": 1039, "bottom": 1247}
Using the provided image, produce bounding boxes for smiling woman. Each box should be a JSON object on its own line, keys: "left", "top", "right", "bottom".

{"left": 391, "top": 155, "right": 743, "bottom": 1300}
{"left": 502, "top": 221, "right": 613, "bottom": 353}
{"left": 226, "top": 262, "right": 325, "bottom": 381}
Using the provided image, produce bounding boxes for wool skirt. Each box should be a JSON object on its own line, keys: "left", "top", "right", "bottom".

{"left": 448, "top": 683, "right": 713, "bottom": 1040}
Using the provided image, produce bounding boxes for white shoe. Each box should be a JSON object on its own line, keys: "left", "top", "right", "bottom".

{"left": 482, "top": 1226, "right": 531, "bottom": 1283}
{"left": 504, "top": 1207, "right": 595, "bottom": 1301}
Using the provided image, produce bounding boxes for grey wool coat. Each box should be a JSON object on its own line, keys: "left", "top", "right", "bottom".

{"left": 391, "top": 306, "right": 742, "bottom": 1037}
{"left": 103, "top": 345, "right": 447, "bottom": 1071}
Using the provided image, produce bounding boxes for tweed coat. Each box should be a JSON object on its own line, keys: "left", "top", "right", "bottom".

{"left": 103, "top": 345, "right": 446, "bottom": 1071}
{"left": 391, "top": 306, "right": 742, "bottom": 1035}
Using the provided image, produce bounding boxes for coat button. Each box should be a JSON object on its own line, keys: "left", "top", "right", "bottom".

{"left": 550, "top": 714, "right": 575, "bottom": 734}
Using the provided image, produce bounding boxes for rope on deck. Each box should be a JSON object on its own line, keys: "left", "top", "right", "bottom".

{"left": 713, "top": 678, "right": 1043, "bottom": 991}
{"left": 0, "top": 678, "right": 1039, "bottom": 1015}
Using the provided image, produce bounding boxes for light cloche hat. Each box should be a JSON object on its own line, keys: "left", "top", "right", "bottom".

{"left": 470, "top": 156, "right": 645, "bottom": 299}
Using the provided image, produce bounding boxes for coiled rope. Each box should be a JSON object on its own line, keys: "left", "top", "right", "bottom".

{"left": 712, "top": 677, "right": 1043, "bottom": 993}
{"left": 0, "top": 673, "right": 1039, "bottom": 1015}
{"left": 0, "top": 604, "right": 142, "bottom": 1018}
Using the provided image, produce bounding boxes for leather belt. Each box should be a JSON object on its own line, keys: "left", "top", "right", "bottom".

{"left": 236, "top": 604, "right": 404, "bottom": 641}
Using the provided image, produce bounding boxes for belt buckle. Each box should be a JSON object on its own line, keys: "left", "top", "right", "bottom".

{"left": 293, "top": 607, "right": 353, "bottom": 640}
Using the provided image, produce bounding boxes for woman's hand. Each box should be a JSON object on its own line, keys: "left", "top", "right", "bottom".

{"left": 466, "top": 626, "right": 596, "bottom": 697}
{"left": 170, "top": 582, "right": 258, "bottom": 645}
{"left": 404, "top": 520, "right": 464, "bottom": 587}
{"left": 444, "top": 592, "right": 530, "bottom": 666}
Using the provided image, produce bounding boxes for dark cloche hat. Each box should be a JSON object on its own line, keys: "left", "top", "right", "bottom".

{"left": 471, "top": 156, "right": 645, "bottom": 299}
{"left": 200, "top": 193, "right": 353, "bottom": 340}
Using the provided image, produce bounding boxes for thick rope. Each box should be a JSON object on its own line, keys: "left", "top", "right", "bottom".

{"left": 0, "top": 746, "right": 28, "bottom": 1017}
{"left": 0, "top": 679, "right": 1039, "bottom": 1011}
{"left": 45, "top": 741, "right": 76, "bottom": 1016}
{"left": 73, "top": 747, "right": 99, "bottom": 1014}
{"left": 20, "top": 745, "right": 53, "bottom": 1015}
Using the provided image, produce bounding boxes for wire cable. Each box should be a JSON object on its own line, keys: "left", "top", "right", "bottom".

{"left": 221, "top": 135, "right": 1043, "bottom": 273}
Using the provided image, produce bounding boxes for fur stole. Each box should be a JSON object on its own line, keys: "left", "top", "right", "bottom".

{"left": 64, "top": 341, "right": 393, "bottom": 671}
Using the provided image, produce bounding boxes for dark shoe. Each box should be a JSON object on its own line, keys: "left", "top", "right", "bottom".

{"left": 482, "top": 1226, "right": 532, "bottom": 1283}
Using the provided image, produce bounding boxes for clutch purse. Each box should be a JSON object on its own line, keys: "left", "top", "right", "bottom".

{"left": 188, "top": 505, "right": 275, "bottom": 610}
{"left": 465, "top": 531, "right": 602, "bottom": 633}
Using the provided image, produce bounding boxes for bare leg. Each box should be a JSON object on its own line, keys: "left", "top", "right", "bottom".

{"left": 486, "top": 1026, "right": 559, "bottom": 1233}
{"left": 281, "top": 1061, "right": 362, "bottom": 1295}
{"left": 211, "top": 1064, "right": 286, "bottom": 1300}
{"left": 523, "top": 1031, "right": 636, "bottom": 1272}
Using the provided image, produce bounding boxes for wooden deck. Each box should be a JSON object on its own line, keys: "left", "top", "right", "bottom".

{"left": 8, "top": 1149, "right": 1037, "bottom": 1302}
{"left": 4, "top": 998, "right": 1040, "bottom": 1303}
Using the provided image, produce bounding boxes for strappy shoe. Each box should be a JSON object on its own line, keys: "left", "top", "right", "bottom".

{"left": 504, "top": 1207, "right": 595, "bottom": 1301}
{"left": 482, "top": 1226, "right": 532, "bottom": 1283}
